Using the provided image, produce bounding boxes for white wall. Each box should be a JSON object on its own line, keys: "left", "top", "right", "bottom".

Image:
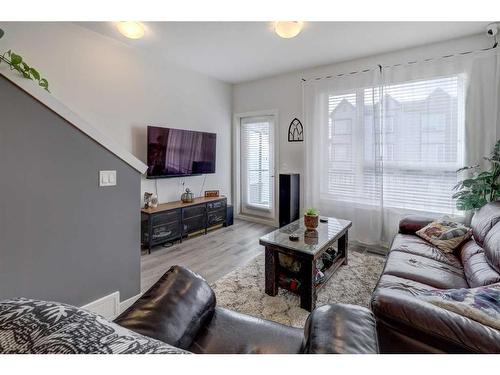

{"left": 0, "top": 22, "right": 232, "bottom": 204}
{"left": 233, "top": 33, "right": 492, "bottom": 212}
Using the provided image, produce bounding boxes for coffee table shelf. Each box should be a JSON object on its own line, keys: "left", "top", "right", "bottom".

{"left": 260, "top": 217, "right": 352, "bottom": 311}
{"left": 315, "top": 255, "right": 344, "bottom": 291}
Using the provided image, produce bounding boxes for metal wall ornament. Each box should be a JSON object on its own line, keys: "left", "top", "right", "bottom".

{"left": 288, "top": 118, "right": 304, "bottom": 142}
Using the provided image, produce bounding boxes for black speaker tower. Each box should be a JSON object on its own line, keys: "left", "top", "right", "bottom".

{"left": 279, "top": 174, "right": 300, "bottom": 227}
{"left": 225, "top": 205, "right": 234, "bottom": 227}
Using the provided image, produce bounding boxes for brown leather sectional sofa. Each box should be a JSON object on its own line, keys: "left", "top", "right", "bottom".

{"left": 371, "top": 202, "right": 500, "bottom": 353}
{"left": 115, "top": 265, "right": 379, "bottom": 354}
{"left": 116, "top": 203, "right": 500, "bottom": 354}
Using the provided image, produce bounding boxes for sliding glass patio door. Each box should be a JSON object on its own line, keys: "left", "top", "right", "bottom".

{"left": 240, "top": 115, "right": 276, "bottom": 220}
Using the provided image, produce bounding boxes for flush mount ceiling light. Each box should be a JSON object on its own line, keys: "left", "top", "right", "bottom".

{"left": 274, "top": 21, "right": 304, "bottom": 39}
{"left": 117, "top": 21, "right": 145, "bottom": 39}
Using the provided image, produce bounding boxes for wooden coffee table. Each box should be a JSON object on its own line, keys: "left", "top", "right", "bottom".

{"left": 259, "top": 217, "right": 352, "bottom": 311}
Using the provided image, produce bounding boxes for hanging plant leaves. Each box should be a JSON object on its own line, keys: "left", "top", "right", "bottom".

{"left": 39, "top": 78, "right": 49, "bottom": 90}
{"left": 0, "top": 29, "right": 50, "bottom": 92}
{"left": 29, "top": 67, "right": 40, "bottom": 80}
{"left": 10, "top": 53, "right": 22, "bottom": 65}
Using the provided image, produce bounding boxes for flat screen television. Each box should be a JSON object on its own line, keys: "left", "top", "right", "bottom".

{"left": 146, "top": 126, "right": 216, "bottom": 178}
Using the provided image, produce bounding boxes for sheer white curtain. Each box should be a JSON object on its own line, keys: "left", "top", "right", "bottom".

{"left": 464, "top": 51, "right": 500, "bottom": 169}
{"left": 304, "top": 69, "right": 384, "bottom": 247}
{"left": 304, "top": 51, "right": 500, "bottom": 249}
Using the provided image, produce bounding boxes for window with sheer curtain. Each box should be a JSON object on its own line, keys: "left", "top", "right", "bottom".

{"left": 325, "top": 75, "right": 465, "bottom": 215}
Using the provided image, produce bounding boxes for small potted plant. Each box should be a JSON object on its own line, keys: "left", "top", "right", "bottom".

{"left": 304, "top": 208, "right": 319, "bottom": 230}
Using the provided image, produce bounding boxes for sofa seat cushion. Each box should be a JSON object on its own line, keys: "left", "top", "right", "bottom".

{"left": 372, "top": 274, "right": 438, "bottom": 296}
{"left": 371, "top": 278, "right": 500, "bottom": 353}
{"left": 0, "top": 298, "right": 188, "bottom": 354}
{"left": 391, "top": 234, "right": 462, "bottom": 269}
{"left": 188, "top": 307, "right": 304, "bottom": 354}
{"left": 383, "top": 250, "right": 468, "bottom": 289}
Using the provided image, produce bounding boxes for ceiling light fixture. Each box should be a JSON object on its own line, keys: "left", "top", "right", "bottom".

{"left": 117, "top": 21, "right": 145, "bottom": 39}
{"left": 274, "top": 21, "right": 304, "bottom": 39}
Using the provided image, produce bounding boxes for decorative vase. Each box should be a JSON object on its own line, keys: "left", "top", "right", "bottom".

{"left": 143, "top": 192, "right": 153, "bottom": 208}
{"left": 181, "top": 188, "right": 194, "bottom": 203}
{"left": 144, "top": 192, "right": 159, "bottom": 208}
{"left": 150, "top": 194, "right": 158, "bottom": 208}
{"left": 304, "top": 214, "right": 319, "bottom": 230}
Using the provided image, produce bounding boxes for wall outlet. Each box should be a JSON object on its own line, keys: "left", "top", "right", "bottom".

{"left": 99, "top": 170, "right": 117, "bottom": 187}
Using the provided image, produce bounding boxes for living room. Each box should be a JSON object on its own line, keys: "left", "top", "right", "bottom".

{"left": 1, "top": 0, "right": 499, "bottom": 372}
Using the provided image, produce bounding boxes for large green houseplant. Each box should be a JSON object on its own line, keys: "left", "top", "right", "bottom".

{"left": 0, "top": 28, "right": 49, "bottom": 91}
{"left": 453, "top": 139, "right": 500, "bottom": 211}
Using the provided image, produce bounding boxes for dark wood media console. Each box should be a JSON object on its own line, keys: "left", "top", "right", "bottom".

{"left": 141, "top": 196, "right": 228, "bottom": 253}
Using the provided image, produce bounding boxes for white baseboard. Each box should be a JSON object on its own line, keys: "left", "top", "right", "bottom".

{"left": 236, "top": 214, "right": 278, "bottom": 227}
{"left": 81, "top": 291, "right": 143, "bottom": 320}
{"left": 81, "top": 291, "right": 120, "bottom": 320}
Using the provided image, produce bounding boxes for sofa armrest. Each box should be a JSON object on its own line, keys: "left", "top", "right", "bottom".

{"left": 399, "top": 215, "right": 435, "bottom": 234}
{"left": 303, "top": 304, "right": 379, "bottom": 354}
{"left": 114, "top": 266, "right": 216, "bottom": 350}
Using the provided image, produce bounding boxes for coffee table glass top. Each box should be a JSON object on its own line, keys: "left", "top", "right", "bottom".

{"left": 259, "top": 217, "right": 352, "bottom": 255}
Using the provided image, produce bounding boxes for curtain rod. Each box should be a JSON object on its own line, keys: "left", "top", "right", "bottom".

{"left": 301, "top": 37, "right": 498, "bottom": 83}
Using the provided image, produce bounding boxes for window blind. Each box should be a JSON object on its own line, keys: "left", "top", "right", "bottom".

{"left": 241, "top": 118, "right": 272, "bottom": 210}
{"left": 325, "top": 75, "right": 465, "bottom": 214}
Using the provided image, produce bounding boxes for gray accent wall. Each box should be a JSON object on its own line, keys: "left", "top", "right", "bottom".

{"left": 0, "top": 76, "right": 141, "bottom": 306}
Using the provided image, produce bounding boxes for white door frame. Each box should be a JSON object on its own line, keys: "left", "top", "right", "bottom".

{"left": 233, "top": 109, "right": 279, "bottom": 227}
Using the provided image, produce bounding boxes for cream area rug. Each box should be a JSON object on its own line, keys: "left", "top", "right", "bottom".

{"left": 211, "top": 250, "right": 385, "bottom": 328}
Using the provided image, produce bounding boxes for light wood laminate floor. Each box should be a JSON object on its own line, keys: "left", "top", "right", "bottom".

{"left": 140, "top": 219, "right": 274, "bottom": 292}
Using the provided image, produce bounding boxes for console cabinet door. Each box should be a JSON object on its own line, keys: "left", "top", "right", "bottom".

{"left": 145, "top": 221, "right": 180, "bottom": 245}
{"left": 207, "top": 209, "right": 226, "bottom": 226}
{"left": 183, "top": 204, "right": 206, "bottom": 219}
{"left": 151, "top": 209, "right": 181, "bottom": 225}
{"left": 182, "top": 215, "right": 206, "bottom": 234}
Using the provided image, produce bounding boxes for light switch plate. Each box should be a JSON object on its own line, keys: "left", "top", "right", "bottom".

{"left": 99, "top": 170, "right": 117, "bottom": 187}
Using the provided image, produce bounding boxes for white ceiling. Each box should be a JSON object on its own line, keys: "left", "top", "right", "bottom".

{"left": 78, "top": 22, "right": 489, "bottom": 83}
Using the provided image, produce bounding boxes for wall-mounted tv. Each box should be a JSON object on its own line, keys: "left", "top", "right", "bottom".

{"left": 147, "top": 126, "right": 216, "bottom": 178}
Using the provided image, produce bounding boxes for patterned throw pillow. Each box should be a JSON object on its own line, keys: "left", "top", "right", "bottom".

{"left": 418, "top": 284, "right": 500, "bottom": 330}
{"left": 416, "top": 218, "right": 472, "bottom": 253}
{"left": 0, "top": 298, "right": 189, "bottom": 354}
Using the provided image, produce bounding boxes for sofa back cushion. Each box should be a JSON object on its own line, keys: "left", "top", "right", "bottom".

{"left": 483, "top": 221, "right": 500, "bottom": 274}
{"left": 463, "top": 251, "right": 500, "bottom": 287}
{"left": 460, "top": 240, "right": 484, "bottom": 264}
{"left": 470, "top": 202, "right": 500, "bottom": 246}
{"left": 460, "top": 240, "right": 500, "bottom": 287}
{"left": 0, "top": 298, "right": 188, "bottom": 354}
{"left": 114, "top": 266, "right": 216, "bottom": 351}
